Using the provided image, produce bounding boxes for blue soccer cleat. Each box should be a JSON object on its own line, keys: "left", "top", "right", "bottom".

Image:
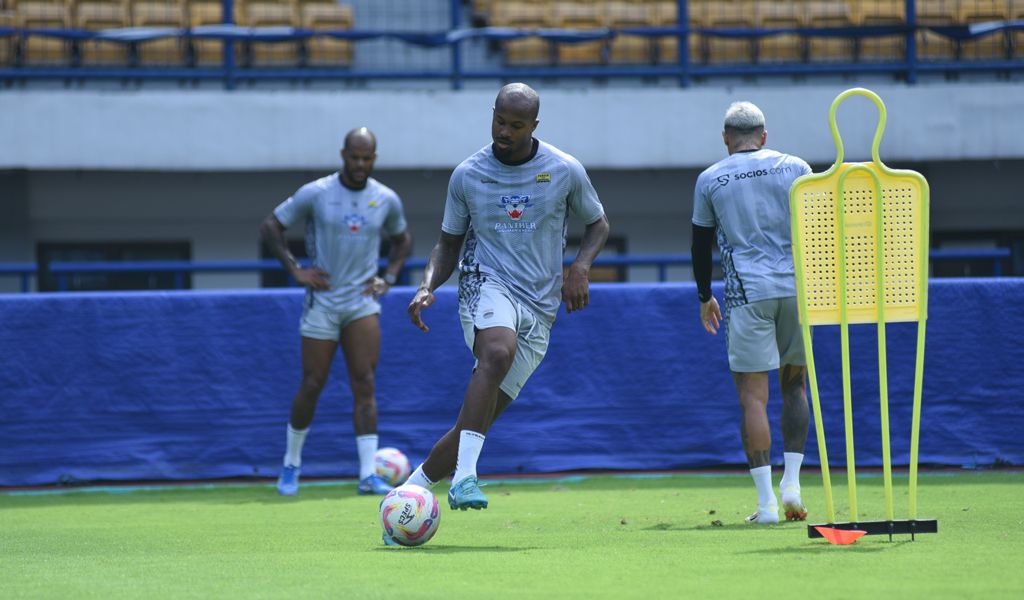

{"left": 358, "top": 473, "right": 394, "bottom": 495}
{"left": 277, "top": 465, "right": 300, "bottom": 496}
{"left": 382, "top": 532, "right": 400, "bottom": 547}
{"left": 448, "top": 475, "right": 488, "bottom": 510}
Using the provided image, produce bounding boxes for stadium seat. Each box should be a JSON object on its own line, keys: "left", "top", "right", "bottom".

{"left": 606, "top": 1, "right": 651, "bottom": 65}
{"left": 0, "top": 7, "right": 15, "bottom": 67}
{"left": 855, "top": 0, "right": 906, "bottom": 63}
{"left": 1014, "top": 2, "right": 1024, "bottom": 59}
{"left": 238, "top": 0, "right": 300, "bottom": 67}
{"left": 805, "top": 0, "right": 855, "bottom": 63}
{"left": 552, "top": 1, "right": 606, "bottom": 65}
{"left": 131, "top": 0, "right": 188, "bottom": 66}
{"left": 959, "top": 0, "right": 1009, "bottom": 60}
{"left": 915, "top": 0, "right": 959, "bottom": 61}
{"left": 706, "top": 1, "right": 757, "bottom": 64}
{"left": 74, "top": 0, "right": 132, "bottom": 66}
{"left": 16, "top": 0, "right": 72, "bottom": 65}
{"left": 757, "top": 1, "right": 804, "bottom": 63}
{"left": 489, "top": 1, "right": 552, "bottom": 66}
{"left": 298, "top": 0, "right": 353, "bottom": 67}
{"left": 187, "top": 0, "right": 223, "bottom": 67}
{"left": 652, "top": 0, "right": 703, "bottom": 64}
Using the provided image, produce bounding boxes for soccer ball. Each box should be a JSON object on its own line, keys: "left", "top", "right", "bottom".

{"left": 379, "top": 484, "right": 440, "bottom": 547}
{"left": 374, "top": 447, "right": 411, "bottom": 486}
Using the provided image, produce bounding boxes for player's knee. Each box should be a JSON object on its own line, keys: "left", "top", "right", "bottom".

{"left": 476, "top": 343, "right": 515, "bottom": 375}
{"left": 299, "top": 371, "right": 329, "bottom": 394}
{"left": 349, "top": 370, "right": 376, "bottom": 398}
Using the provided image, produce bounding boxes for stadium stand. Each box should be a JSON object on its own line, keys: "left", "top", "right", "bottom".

{"left": 131, "top": 0, "right": 189, "bottom": 66}
{"left": 238, "top": 0, "right": 300, "bottom": 68}
{"left": 806, "top": 0, "right": 857, "bottom": 63}
{"left": 606, "top": 1, "right": 652, "bottom": 65}
{"left": 187, "top": 0, "right": 224, "bottom": 67}
{"left": 552, "top": 0, "right": 605, "bottom": 65}
{"left": 299, "top": 0, "right": 353, "bottom": 67}
{"left": 758, "top": 1, "right": 804, "bottom": 64}
{"left": 857, "top": 0, "right": 906, "bottom": 63}
{"left": 959, "top": 0, "right": 1010, "bottom": 60}
{"left": 75, "top": 0, "right": 131, "bottom": 66}
{"left": 15, "top": 0, "right": 72, "bottom": 66}
{"left": 915, "top": 0, "right": 959, "bottom": 60}
{"left": 489, "top": 0, "right": 551, "bottom": 66}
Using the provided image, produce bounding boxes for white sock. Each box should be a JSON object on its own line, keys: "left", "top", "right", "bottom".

{"left": 356, "top": 434, "right": 378, "bottom": 480}
{"left": 750, "top": 465, "right": 776, "bottom": 508}
{"left": 781, "top": 452, "right": 804, "bottom": 490}
{"left": 452, "top": 430, "right": 486, "bottom": 484}
{"left": 284, "top": 424, "right": 309, "bottom": 468}
{"left": 406, "top": 464, "right": 437, "bottom": 489}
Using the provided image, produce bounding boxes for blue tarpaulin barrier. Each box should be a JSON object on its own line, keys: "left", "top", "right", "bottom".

{"left": 1, "top": 279, "right": 1022, "bottom": 486}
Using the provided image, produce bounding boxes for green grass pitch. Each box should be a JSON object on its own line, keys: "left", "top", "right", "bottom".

{"left": 2, "top": 471, "right": 1022, "bottom": 599}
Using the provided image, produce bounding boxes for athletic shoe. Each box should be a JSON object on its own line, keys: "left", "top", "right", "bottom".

{"left": 382, "top": 533, "right": 400, "bottom": 547}
{"left": 447, "top": 475, "right": 488, "bottom": 510}
{"left": 357, "top": 473, "right": 393, "bottom": 495}
{"left": 781, "top": 483, "right": 808, "bottom": 521}
{"left": 277, "top": 465, "right": 300, "bottom": 496}
{"left": 745, "top": 504, "right": 780, "bottom": 524}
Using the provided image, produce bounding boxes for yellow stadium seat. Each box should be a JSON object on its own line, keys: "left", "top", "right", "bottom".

{"left": 649, "top": 0, "right": 702, "bottom": 65}
{"left": 490, "top": 1, "right": 552, "bottom": 66}
{"left": 299, "top": 0, "right": 353, "bottom": 67}
{"left": 17, "top": 0, "right": 71, "bottom": 65}
{"left": 75, "top": 0, "right": 131, "bottom": 66}
{"left": 552, "top": 1, "right": 605, "bottom": 65}
{"left": 238, "top": 0, "right": 299, "bottom": 67}
{"left": 131, "top": 0, "right": 188, "bottom": 66}
{"left": 855, "top": 0, "right": 905, "bottom": 62}
{"left": 706, "top": 1, "right": 757, "bottom": 64}
{"left": 186, "top": 0, "right": 223, "bottom": 66}
{"left": 606, "top": 1, "right": 651, "bottom": 64}
{"left": 806, "top": 0, "right": 855, "bottom": 62}
{"left": 914, "top": 0, "right": 958, "bottom": 61}
{"left": 1014, "top": 3, "right": 1024, "bottom": 59}
{"left": 0, "top": 8, "right": 15, "bottom": 66}
{"left": 959, "top": 0, "right": 1009, "bottom": 60}
{"left": 757, "top": 1, "right": 804, "bottom": 63}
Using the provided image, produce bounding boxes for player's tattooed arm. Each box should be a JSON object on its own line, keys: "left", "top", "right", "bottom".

{"left": 260, "top": 213, "right": 329, "bottom": 290}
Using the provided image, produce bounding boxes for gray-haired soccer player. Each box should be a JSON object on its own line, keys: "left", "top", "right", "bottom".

{"left": 261, "top": 127, "right": 412, "bottom": 497}
{"left": 405, "top": 83, "right": 610, "bottom": 511}
{"left": 691, "top": 101, "right": 813, "bottom": 524}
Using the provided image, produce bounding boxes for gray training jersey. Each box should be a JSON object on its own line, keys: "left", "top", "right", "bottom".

{"left": 692, "top": 148, "right": 811, "bottom": 310}
{"left": 274, "top": 173, "right": 407, "bottom": 311}
{"left": 442, "top": 140, "right": 605, "bottom": 325}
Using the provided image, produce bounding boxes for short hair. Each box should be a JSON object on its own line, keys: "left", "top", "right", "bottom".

{"left": 723, "top": 101, "right": 765, "bottom": 133}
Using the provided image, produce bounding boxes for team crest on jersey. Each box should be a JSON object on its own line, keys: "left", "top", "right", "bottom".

{"left": 535, "top": 172, "right": 551, "bottom": 183}
{"left": 344, "top": 214, "right": 368, "bottom": 233}
{"left": 500, "top": 195, "right": 531, "bottom": 221}
{"left": 367, "top": 199, "right": 380, "bottom": 208}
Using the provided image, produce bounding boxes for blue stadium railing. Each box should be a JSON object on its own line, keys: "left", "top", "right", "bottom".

{"left": 2, "top": 1, "right": 1023, "bottom": 89}
{"left": 0, "top": 249, "right": 1013, "bottom": 293}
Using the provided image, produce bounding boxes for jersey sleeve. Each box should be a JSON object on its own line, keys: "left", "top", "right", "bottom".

{"left": 565, "top": 156, "right": 605, "bottom": 225}
{"left": 383, "top": 190, "right": 408, "bottom": 237}
{"left": 691, "top": 171, "right": 716, "bottom": 228}
{"left": 440, "top": 164, "right": 471, "bottom": 235}
{"left": 273, "top": 181, "right": 318, "bottom": 229}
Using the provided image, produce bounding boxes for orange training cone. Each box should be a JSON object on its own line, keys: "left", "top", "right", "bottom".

{"left": 814, "top": 526, "right": 868, "bottom": 545}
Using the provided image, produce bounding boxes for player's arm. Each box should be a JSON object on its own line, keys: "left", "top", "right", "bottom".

{"left": 365, "top": 229, "right": 413, "bottom": 297}
{"left": 259, "top": 213, "right": 329, "bottom": 290}
{"left": 691, "top": 223, "right": 721, "bottom": 334}
{"left": 563, "top": 213, "right": 610, "bottom": 314}
{"left": 407, "top": 232, "right": 464, "bottom": 333}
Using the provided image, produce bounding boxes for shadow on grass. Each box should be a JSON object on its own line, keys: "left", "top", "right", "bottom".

{"left": 373, "top": 545, "right": 541, "bottom": 554}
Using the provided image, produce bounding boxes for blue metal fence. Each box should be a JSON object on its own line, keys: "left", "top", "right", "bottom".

{"left": 0, "top": 249, "right": 1013, "bottom": 293}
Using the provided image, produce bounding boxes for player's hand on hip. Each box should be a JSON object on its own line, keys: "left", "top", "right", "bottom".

{"left": 363, "top": 276, "right": 389, "bottom": 299}
{"left": 408, "top": 286, "right": 435, "bottom": 333}
{"left": 562, "top": 263, "right": 591, "bottom": 314}
{"left": 701, "top": 296, "right": 722, "bottom": 335}
{"left": 295, "top": 267, "right": 330, "bottom": 290}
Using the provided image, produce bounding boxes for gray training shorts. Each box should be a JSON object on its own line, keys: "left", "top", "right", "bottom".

{"left": 299, "top": 295, "right": 381, "bottom": 341}
{"left": 724, "top": 296, "right": 806, "bottom": 372}
{"left": 459, "top": 278, "right": 550, "bottom": 401}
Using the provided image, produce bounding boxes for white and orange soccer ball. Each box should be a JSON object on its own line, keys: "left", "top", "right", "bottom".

{"left": 379, "top": 484, "right": 440, "bottom": 547}
{"left": 374, "top": 447, "right": 411, "bottom": 486}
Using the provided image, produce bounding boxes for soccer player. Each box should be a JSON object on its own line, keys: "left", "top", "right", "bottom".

{"left": 691, "top": 102, "right": 813, "bottom": 524}
{"left": 404, "top": 83, "right": 609, "bottom": 510}
{"left": 260, "top": 127, "right": 412, "bottom": 496}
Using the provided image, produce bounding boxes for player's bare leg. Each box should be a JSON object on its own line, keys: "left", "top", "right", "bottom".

{"left": 779, "top": 364, "right": 809, "bottom": 520}
{"left": 734, "top": 371, "right": 779, "bottom": 524}
{"left": 278, "top": 337, "right": 338, "bottom": 495}
{"left": 341, "top": 315, "right": 391, "bottom": 494}
{"left": 418, "top": 389, "right": 514, "bottom": 483}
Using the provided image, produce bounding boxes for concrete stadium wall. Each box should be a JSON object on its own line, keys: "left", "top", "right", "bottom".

{"left": 3, "top": 82, "right": 1024, "bottom": 171}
